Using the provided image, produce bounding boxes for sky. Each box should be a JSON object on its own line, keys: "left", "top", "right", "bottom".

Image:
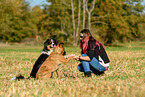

{"left": 26, "top": 0, "right": 145, "bottom": 10}
{"left": 25, "top": 0, "right": 50, "bottom": 8}
{"left": 26, "top": 0, "right": 145, "bottom": 8}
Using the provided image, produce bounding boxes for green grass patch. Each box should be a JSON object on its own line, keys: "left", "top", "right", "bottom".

{"left": 0, "top": 42, "right": 145, "bottom": 97}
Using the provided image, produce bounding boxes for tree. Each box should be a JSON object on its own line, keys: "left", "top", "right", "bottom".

{"left": 83, "top": 0, "right": 86, "bottom": 29}
{"left": 71, "top": 0, "right": 81, "bottom": 46}
{"left": 91, "top": 0, "right": 145, "bottom": 45}
{"left": 40, "top": 0, "right": 72, "bottom": 42}
{"left": 41, "top": 0, "right": 82, "bottom": 45}
{"left": 1, "top": 0, "right": 144, "bottom": 45}
{"left": 0, "top": 0, "right": 34, "bottom": 42}
{"left": 86, "top": 0, "right": 96, "bottom": 30}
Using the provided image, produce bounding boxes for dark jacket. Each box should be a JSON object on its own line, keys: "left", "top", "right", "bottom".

{"left": 87, "top": 40, "right": 110, "bottom": 63}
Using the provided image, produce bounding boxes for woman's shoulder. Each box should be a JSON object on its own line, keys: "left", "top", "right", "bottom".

{"left": 88, "top": 39, "right": 96, "bottom": 45}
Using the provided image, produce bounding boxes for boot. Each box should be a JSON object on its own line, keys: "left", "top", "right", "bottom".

{"left": 84, "top": 71, "right": 92, "bottom": 77}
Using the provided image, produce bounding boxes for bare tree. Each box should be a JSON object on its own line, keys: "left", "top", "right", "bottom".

{"left": 71, "top": 0, "right": 76, "bottom": 45}
{"left": 75, "top": 0, "right": 81, "bottom": 45}
{"left": 83, "top": 0, "right": 86, "bottom": 29}
{"left": 71, "top": 0, "right": 81, "bottom": 46}
{"left": 86, "top": 0, "right": 96, "bottom": 30}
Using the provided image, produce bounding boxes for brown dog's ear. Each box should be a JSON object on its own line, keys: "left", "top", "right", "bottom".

{"left": 59, "top": 42, "right": 64, "bottom": 47}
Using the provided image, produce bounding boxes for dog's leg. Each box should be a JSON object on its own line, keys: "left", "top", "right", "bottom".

{"left": 50, "top": 72, "right": 53, "bottom": 78}
{"left": 37, "top": 72, "right": 52, "bottom": 79}
{"left": 60, "top": 56, "right": 74, "bottom": 64}
{"left": 56, "top": 69, "right": 60, "bottom": 78}
{"left": 36, "top": 65, "right": 52, "bottom": 79}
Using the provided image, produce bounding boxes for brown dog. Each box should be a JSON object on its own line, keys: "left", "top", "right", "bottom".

{"left": 36, "top": 43, "right": 74, "bottom": 79}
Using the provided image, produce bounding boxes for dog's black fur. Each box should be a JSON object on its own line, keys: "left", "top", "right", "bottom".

{"left": 9, "top": 74, "right": 25, "bottom": 81}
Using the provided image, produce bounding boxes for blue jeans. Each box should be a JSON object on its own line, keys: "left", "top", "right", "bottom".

{"left": 77, "top": 54, "right": 108, "bottom": 75}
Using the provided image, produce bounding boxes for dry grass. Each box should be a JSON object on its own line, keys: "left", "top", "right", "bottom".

{"left": 0, "top": 42, "right": 145, "bottom": 97}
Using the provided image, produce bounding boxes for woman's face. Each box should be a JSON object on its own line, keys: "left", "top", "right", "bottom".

{"left": 80, "top": 33, "right": 84, "bottom": 40}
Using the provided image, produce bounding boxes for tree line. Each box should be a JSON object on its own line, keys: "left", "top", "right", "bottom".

{"left": 0, "top": 0, "right": 145, "bottom": 46}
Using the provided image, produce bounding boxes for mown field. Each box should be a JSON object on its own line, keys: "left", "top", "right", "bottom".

{"left": 0, "top": 42, "right": 145, "bottom": 97}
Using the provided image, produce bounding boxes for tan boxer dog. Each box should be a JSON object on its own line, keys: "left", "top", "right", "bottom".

{"left": 36, "top": 43, "right": 74, "bottom": 79}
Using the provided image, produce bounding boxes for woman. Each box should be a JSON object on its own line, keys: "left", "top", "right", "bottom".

{"left": 73, "top": 29, "right": 110, "bottom": 77}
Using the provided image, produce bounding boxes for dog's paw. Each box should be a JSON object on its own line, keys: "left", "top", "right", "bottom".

{"left": 70, "top": 54, "right": 75, "bottom": 56}
{"left": 64, "top": 55, "right": 69, "bottom": 59}
{"left": 69, "top": 56, "right": 75, "bottom": 59}
{"left": 64, "top": 54, "right": 75, "bottom": 59}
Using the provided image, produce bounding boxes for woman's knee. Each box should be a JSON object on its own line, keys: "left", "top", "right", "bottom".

{"left": 77, "top": 63, "right": 84, "bottom": 72}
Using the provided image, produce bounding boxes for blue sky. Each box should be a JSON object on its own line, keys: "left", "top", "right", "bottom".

{"left": 25, "top": 0, "right": 50, "bottom": 8}
{"left": 26, "top": 0, "right": 145, "bottom": 8}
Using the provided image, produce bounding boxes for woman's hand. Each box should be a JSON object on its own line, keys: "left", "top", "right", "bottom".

{"left": 73, "top": 56, "right": 80, "bottom": 61}
{"left": 73, "top": 55, "right": 91, "bottom": 61}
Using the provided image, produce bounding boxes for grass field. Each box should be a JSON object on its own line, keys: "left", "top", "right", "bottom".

{"left": 0, "top": 42, "right": 145, "bottom": 97}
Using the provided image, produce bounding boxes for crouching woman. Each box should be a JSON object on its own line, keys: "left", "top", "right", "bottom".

{"left": 73, "top": 29, "right": 110, "bottom": 77}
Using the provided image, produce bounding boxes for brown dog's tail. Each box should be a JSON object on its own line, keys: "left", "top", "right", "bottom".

{"left": 9, "top": 74, "right": 25, "bottom": 81}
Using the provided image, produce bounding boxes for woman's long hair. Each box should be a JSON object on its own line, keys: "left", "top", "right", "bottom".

{"left": 79, "top": 29, "right": 104, "bottom": 54}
